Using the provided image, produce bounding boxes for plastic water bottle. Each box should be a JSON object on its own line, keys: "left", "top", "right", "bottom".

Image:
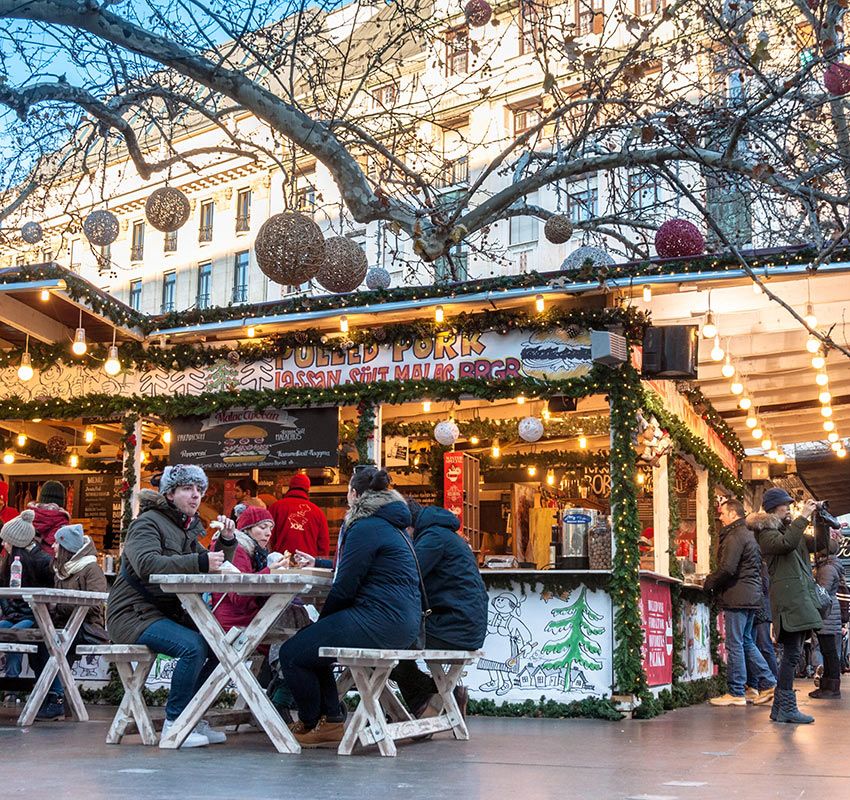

{"left": 9, "top": 556, "right": 22, "bottom": 589}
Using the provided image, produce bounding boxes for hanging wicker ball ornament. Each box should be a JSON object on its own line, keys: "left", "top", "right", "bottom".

{"left": 21, "top": 221, "right": 43, "bottom": 244}
{"left": 434, "top": 420, "right": 461, "bottom": 446}
{"left": 145, "top": 186, "right": 191, "bottom": 232}
{"left": 315, "top": 236, "right": 368, "bottom": 293}
{"left": 83, "top": 210, "right": 119, "bottom": 246}
{"left": 655, "top": 218, "right": 705, "bottom": 258}
{"left": 544, "top": 214, "right": 574, "bottom": 244}
{"left": 560, "top": 246, "right": 614, "bottom": 272}
{"left": 254, "top": 212, "right": 325, "bottom": 286}
{"left": 46, "top": 435, "right": 68, "bottom": 458}
{"left": 825, "top": 62, "right": 850, "bottom": 96}
{"left": 518, "top": 416, "right": 545, "bottom": 443}
{"left": 464, "top": 0, "right": 492, "bottom": 27}
{"left": 365, "top": 266, "right": 392, "bottom": 290}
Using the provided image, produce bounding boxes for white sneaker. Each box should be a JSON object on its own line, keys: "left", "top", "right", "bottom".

{"left": 194, "top": 719, "right": 227, "bottom": 744}
{"left": 160, "top": 718, "right": 210, "bottom": 749}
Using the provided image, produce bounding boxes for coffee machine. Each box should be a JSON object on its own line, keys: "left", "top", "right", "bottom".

{"left": 553, "top": 508, "right": 597, "bottom": 569}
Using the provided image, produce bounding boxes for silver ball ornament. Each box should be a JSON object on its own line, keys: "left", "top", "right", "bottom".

{"left": 434, "top": 420, "right": 460, "bottom": 446}
{"left": 21, "top": 221, "right": 43, "bottom": 244}
{"left": 518, "top": 416, "right": 545, "bottom": 443}
{"left": 83, "top": 209, "right": 120, "bottom": 246}
{"left": 365, "top": 266, "right": 391, "bottom": 290}
{"left": 560, "top": 246, "right": 614, "bottom": 271}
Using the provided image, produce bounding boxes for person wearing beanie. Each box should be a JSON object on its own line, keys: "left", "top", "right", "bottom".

{"left": 0, "top": 480, "right": 18, "bottom": 527}
{"left": 106, "top": 464, "right": 238, "bottom": 748}
{"left": 211, "top": 506, "right": 276, "bottom": 633}
{"left": 28, "top": 480, "right": 70, "bottom": 554}
{"left": 268, "top": 473, "right": 329, "bottom": 558}
{"left": 748, "top": 491, "right": 821, "bottom": 724}
{"left": 809, "top": 530, "right": 846, "bottom": 700}
{"left": 33, "top": 524, "right": 109, "bottom": 721}
{"left": 0, "top": 510, "right": 54, "bottom": 683}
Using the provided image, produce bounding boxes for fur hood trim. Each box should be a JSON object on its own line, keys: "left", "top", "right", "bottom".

{"left": 234, "top": 529, "right": 257, "bottom": 555}
{"left": 746, "top": 511, "right": 783, "bottom": 532}
{"left": 345, "top": 489, "right": 407, "bottom": 526}
{"left": 138, "top": 489, "right": 169, "bottom": 512}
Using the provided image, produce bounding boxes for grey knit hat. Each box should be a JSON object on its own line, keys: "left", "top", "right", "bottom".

{"left": 55, "top": 523, "right": 85, "bottom": 554}
{"left": 0, "top": 509, "right": 36, "bottom": 549}
{"left": 159, "top": 464, "right": 209, "bottom": 496}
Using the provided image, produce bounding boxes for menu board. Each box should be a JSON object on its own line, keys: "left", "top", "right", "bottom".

{"left": 80, "top": 473, "right": 123, "bottom": 530}
{"left": 169, "top": 407, "right": 339, "bottom": 470}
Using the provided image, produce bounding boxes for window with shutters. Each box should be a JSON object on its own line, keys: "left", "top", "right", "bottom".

{"left": 236, "top": 189, "right": 251, "bottom": 232}
{"left": 199, "top": 200, "right": 214, "bottom": 242}
{"left": 196, "top": 262, "right": 211, "bottom": 309}
{"left": 513, "top": 106, "right": 543, "bottom": 136}
{"left": 445, "top": 28, "right": 469, "bottom": 76}
{"left": 163, "top": 230, "right": 178, "bottom": 252}
{"left": 519, "top": 0, "right": 547, "bottom": 55}
{"left": 574, "top": 0, "right": 604, "bottom": 35}
{"left": 130, "top": 221, "right": 144, "bottom": 261}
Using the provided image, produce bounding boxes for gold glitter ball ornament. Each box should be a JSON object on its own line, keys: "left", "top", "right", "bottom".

{"left": 145, "top": 186, "right": 191, "bottom": 232}
{"left": 83, "top": 210, "right": 120, "bottom": 246}
{"left": 254, "top": 212, "right": 326, "bottom": 286}
{"left": 316, "top": 236, "right": 368, "bottom": 293}
{"left": 544, "top": 214, "right": 574, "bottom": 244}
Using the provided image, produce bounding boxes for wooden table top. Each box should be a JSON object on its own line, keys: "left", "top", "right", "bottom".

{"left": 0, "top": 587, "right": 108, "bottom": 604}
{"left": 150, "top": 569, "right": 334, "bottom": 594}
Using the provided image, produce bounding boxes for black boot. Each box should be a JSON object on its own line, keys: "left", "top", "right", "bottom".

{"left": 771, "top": 688, "right": 814, "bottom": 724}
{"left": 809, "top": 677, "right": 841, "bottom": 699}
{"left": 35, "top": 692, "right": 65, "bottom": 721}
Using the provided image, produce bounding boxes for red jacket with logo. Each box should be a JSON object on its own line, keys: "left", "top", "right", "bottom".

{"left": 268, "top": 489, "right": 329, "bottom": 557}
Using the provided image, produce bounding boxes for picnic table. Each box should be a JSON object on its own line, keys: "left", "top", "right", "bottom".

{"left": 0, "top": 587, "right": 109, "bottom": 726}
{"left": 150, "top": 570, "right": 332, "bottom": 753}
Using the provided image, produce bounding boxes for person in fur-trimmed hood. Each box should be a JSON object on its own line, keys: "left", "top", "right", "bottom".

{"left": 277, "top": 466, "right": 421, "bottom": 749}
{"left": 748, "top": 487, "right": 820, "bottom": 724}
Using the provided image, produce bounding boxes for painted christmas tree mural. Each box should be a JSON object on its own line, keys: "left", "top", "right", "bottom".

{"left": 206, "top": 357, "right": 240, "bottom": 393}
{"left": 540, "top": 587, "right": 605, "bottom": 692}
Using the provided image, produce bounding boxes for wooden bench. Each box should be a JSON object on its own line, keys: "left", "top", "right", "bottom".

{"left": 320, "top": 647, "right": 482, "bottom": 757}
{"left": 76, "top": 645, "right": 157, "bottom": 745}
{"left": 0, "top": 643, "right": 38, "bottom": 654}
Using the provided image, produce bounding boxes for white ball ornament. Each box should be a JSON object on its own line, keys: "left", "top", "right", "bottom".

{"left": 518, "top": 416, "right": 545, "bottom": 443}
{"left": 365, "top": 266, "right": 391, "bottom": 290}
{"left": 433, "top": 420, "right": 460, "bottom": 446}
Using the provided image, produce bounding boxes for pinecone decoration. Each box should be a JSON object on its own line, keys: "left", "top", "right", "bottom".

{"left": 373, "top": 327, "right": 387, "bottom": 343}
{"left": 564, "top": 324, "right": 582, "bottom": 339}
{"left": 227, "top": 350, "right": 241, "bottom": 364}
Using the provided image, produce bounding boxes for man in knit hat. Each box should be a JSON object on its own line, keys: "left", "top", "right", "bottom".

{"left": 28, "top": 480, "right": 70, "bottom": 554}
{"left": 268, "top": 474, "right": 329, "bottom": 557}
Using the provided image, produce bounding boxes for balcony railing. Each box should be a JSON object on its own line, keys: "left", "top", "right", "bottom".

{"left": 130, "top": 245, "right": 144, "bottom": 261}
{"left": 198, "top": 226, "right": 213, "bottom": 243}
{"left": 161, "top": 300, "right": 175, "bottom": 313}
{"left": 236, "top": 215, "right": 250, "bottom": 232}
{"left": 232, "top": 284, "right": 248, "bottom": 303}
{"left": 196, "top": 293, "right": 211, "bottom": 310}
{"left": 164, "top": 231, "right": 178, "bottom": 252}
{"left": 435, "top": 157, "right": 469, "bottom": 189}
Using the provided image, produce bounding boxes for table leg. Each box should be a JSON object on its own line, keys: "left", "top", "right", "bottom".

{"left": 425, "top": 661, "right": 469, "bottom": 740}
{"left": 18, "top": 604, "right": 88, "bottom": 726}
{"left": 110, "top": 661, "right": 157, "bottom": 745}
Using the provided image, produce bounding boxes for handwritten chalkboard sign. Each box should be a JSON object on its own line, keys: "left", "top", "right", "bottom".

{"left": 169, "top": 407, "right": 338, "bottom": 470}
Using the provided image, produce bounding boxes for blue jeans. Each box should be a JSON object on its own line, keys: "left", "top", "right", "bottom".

{"left": 753, "top": 621, "right": 778, "bottom": 683}
{"left": 137, "top": 619, "right": 218, "bottom": 721}
{"left": 0, "top": 619, "right": 35, "bottom": 677}
{"left": 278, "top": 610, "right": 377, "bottom": 729}
{"left": 725, "top": 609, "right": 776, "bottom": 696}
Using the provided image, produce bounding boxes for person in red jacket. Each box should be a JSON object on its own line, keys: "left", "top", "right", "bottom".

{"left": 0, "top": 481, "right": 18, "bottom": 527}
{"left": 29, "top": 480, "right": 71, "bottom": 554}
{"left": 268, "top": 474, "right": 329, "bottom": 558}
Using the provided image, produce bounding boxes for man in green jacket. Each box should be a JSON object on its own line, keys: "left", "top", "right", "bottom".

{"left": 747, "top": 488, "right": 820, "bottom": 724}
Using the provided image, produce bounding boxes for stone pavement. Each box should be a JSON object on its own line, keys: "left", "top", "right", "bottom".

{"left": 1, "top": 682, "right": 847, "bottom": 800}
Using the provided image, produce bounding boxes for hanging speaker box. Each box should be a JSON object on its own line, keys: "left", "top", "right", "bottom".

{"left": 641, "top": 325, "right": 698, "bottom": 379}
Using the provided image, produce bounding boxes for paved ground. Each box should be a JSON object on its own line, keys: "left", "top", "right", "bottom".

{"left": 1, "top": 682, "right": 847, "bottom": 799}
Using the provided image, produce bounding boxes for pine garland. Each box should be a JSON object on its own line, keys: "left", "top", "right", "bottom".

{"left": 355, "top": 399, "right": 376, "bottom": 464}
{"left": 120, "top": 414, "right": 138, "bottom": 540}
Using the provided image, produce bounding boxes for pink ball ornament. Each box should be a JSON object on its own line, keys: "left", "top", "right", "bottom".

{"left": 654, "top": 219, "right": 705, "bottom": 259}
{"left": 824, "top": 63, "right": 850, "bottom": 96}
{"left": 464, "top": 0, "right": 492, "bottom": 27}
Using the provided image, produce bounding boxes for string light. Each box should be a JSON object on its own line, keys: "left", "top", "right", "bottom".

{"left": 636, "top": 471, "right": 646, "bottom": 485}
{"left": 768, "top": 449, "right": 779, "bottom": 460}
{"left": 776, "top": 452, "right": 787, "bottom": 464}
{"left": 71, "top": 309, "right": 87, "bottom": 356}
{"left": 469, "top": 435, "right": 479, "bottom": 446}
{"left": 702, "top": 310, "right": 717, "bottom": 339}
{"left": 535, "top": 294, "right": 545, "bottom": 313}
{"left": 806, "top": 335, "right": 820, "bottom": 354}
{"left": 422, "top": 400, "right": 431, "bottom": 413}
{"left": 516, "top": 395, "right": 526, "bottom": 405}
{"left": 828, "top": 432, "right": 840, "bottom": 443}
{"left": 812, "top": 351, "right": 826, "bottom": 370}
{"left": 642, "top": 285, "right": 652, "bottom": 303}
{"left": 527, "top": 465, "right": 537, "bottom": 477}
{"left": 804, "top": 302, "right": 818, "bottom": 329}
{"left": 822, "top": 406, "right": 833, "bottom": 418}
{"left": 16, "top": 431, "right": 27, "bottom": 448}
{"left": 491, "top": 439, "right": 500, "bottom": 458}
{"left": 546, "top": 469, "right": 555, "bottom": 486}
{"left": 84, "top": 428, "right": 95, "bottom": 444}
{"left": 69, "top": 450, "right": 79, "bottom": 469}
{"left": 752, "top": 427, "right": 763, "bottom": 440}
{"left": 163, "top": 429, "right": 172, "bottom": 444}
{"left": 17, "top": 352, "right": 33, "bottom": 383}
{"left": 2, "top": 451, "right": 14, "bottom": 465}
{"left": 824, "top": 420, "right": 835, "bottom": 432}
{"left": 739, "top": 396, "right": 752, "bottom": 411}
{"left": 40, "top": 288, "right": 49, "bottom": 302}
{"left": 761, "top": 436, "right": 772, "bottom": 450}
{"left": 730, "top": 380, "right": 744, "bottom": 395}
{"left": 435, "top": 305, "right": 444, "bottom": 324}
{"left": 339, "top": 316, "right": 349, "bottom": 333}
{"left": 710, "top": 335, "right": 724, "bottom": 362}
{"left": 246, "top": 326, "right": 256, "bottom": 338}
{"left": 832, "top": 441, "right": 842, "bottom": 452}
{"left": 745, "top": 413, "right": 758, "bottom": 428}
{"left": 838, "top": 448, "right": 847, "bottom": 458}
{"left": 816, "top": 371, "right": 829, "bottom": 387}
{"left": 721, "top": 354, "right": 735, "bottom": 379}
{"left": 578, "top": 435, "right": 588, "bottom": 449}
{"left": 819, "top": 390, "right": 832, "bottom": 405}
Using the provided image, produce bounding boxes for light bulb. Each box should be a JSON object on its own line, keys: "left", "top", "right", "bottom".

{"left": 435, "top": 305, "right": 444, "bottom": 324}
{"left": 761, "top": 437, "right": 772, "bottom": 450}
{"left": 642, "top": 285, "right": 652, "bottom": 303}
{"left": 776, "top": 452, "right": 786, "bottom": 464}
{"left": 816, "top": 371, "right": 829, "bottom": 386}
{"left": 527, "top": 465, "right": 537, "bottom": 477}
{"left": 104, "top": 345, "right": 121, "bottom": 376}
{"left": 828, "top": 432, "right": 840, "bottom": 443}
{"left": 768, "top": 448, "right": 778, "bottom": 460}
{"left": 339, "top": 315, "right": 349, "bottom": 333}
{"left": 721, "top": 356, "right": 735, "bottom": 379}
{"left": 820, "top": 390, "right": 832, "bottom": 405}
{"left": 812, "top": 353, "right": 826, "bottom": 370}
{"left": 752, "top": 427, "right": 763, "bottom": 440}
{"left": 163, "top": 429, "right": 172, "bottom": 444}
{"left": 422, "top": 400, "right": 431, "bottom": 413}
{"left": 2, "top": 451, "right": 14, "bottom": 465}
{"left": 16, "top": 433, "right": 26, "bottom": 448}
{"left": 753, "top": 280, "right": 763, "bottom": 295}
{"left": 546, "top": 469, "right": 555, "bottom": 486}
{"left": 246, "top": 326, "right": 256, "bottom": 338}
{"left": 637, "top": 472, "right": 646, "bottom": 485}
{"left": 491, "top": 440, "right": 501, "bottom": 458}
{"left": 71, "top": 327, "right": 87, "bottom": 356}
{"left": 535, "top": 294, "right": 545, "bottom": 313}
{"left": 69, "top": 451, "right": 79, "bottom": 469}
{"left": 542, "top": 406, "right": 551, "bottom": 421}
{"left": 140, "top": 450, "right": 148, "bottom": 464}
{"left": 745, "top": 414, "right": 758, "bottom": 429}
{"left": 40, "top": 288, "right": 49, "bottom": 302}
{"left": 32, "top": 418, "right": 41, "bottom": 423}
{"left": 469, "top": 435, "right": 479, "bottom": 446}
{"left": 832, "top": 441, "right": 842, "bottom": 452}
{"left": 730, "top": 381, "right": 744, "bottom": 396}
{"left": 516, "top": 395, "right": 526, "bottom": 405}
{"left": 804, "top": 302, "right": 817, "bottom": 329}
{"left": 822, "top": 406, "right": 834, "bottom": 418}
{"left": 824, "top": 420, "right": 835, "bottom": 432}
{"left": 578, "top": 435, "right": 588, "bottom": 449}
{"left": 84, "top": 428, "right": 95, "bottom": 444}
{"left": 702, "top": 311, "right": 717, "bottom": 339}
{"left": 17, "top": 352, "right": 34, "bottom": 382}
{"left": 807, "top": 335, "right": 820, "bottom": 354}
{"left": 838, "top": 448, "right": 847, "bottom": 458}
{"left": 710, "top": 336, "right": 724, "bottom": 362}
{"left": 739, "top": 396, "right": 752, "bottom": 411}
